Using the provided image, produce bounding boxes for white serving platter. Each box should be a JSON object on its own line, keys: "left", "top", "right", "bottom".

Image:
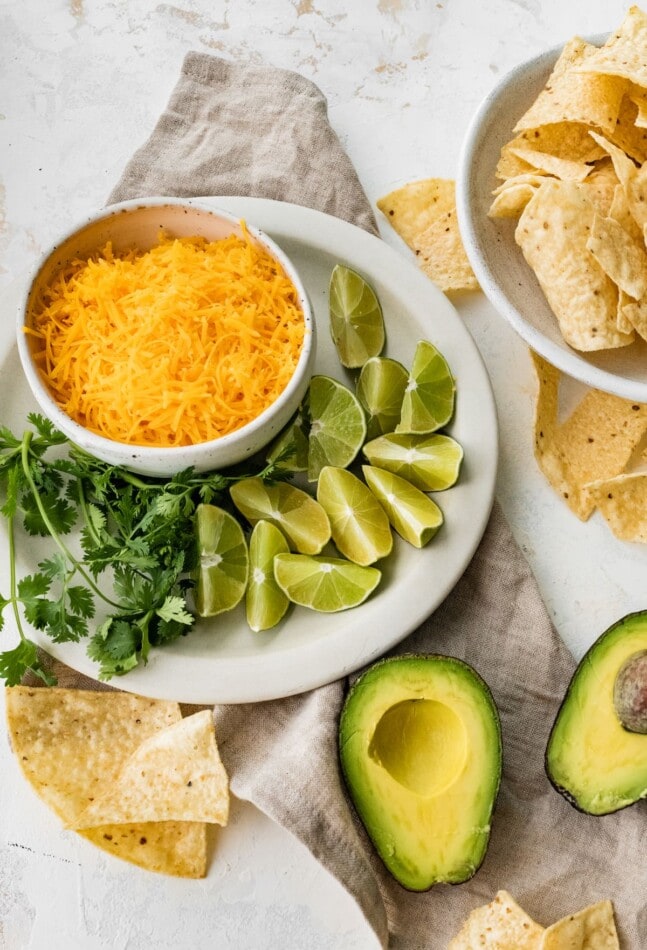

{"left": 0, "top": 197, "right": 498, "bottom": 703}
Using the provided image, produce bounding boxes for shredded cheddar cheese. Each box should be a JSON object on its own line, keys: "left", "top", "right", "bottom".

{"left": 26, "top": 227, "right": 305, "bottom": 448}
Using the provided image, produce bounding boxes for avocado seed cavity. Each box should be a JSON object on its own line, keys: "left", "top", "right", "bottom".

{"left": 613, "top": 650, "right": 647, "bottom": 734}
{"left": 368, "top": 698, "right": 467, "bottom": 796}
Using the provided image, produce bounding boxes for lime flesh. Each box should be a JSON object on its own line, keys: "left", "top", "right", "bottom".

{"left": 230, "top": 476, "right": 331, "bottom": 555}
{"left": 329, "top": 264, "right": 385, "bottom": 368}
{"left": 363, "top": 432, "right": 463, "bottom": 492}
{"left": 195, "top": 504, "right": 249, "bottom": 617}
{"left": 273, "top": 553, "right": 381, "bottom": 612}
{"left": 362, "top": 465, "right": 443, "bottom": 548}
{"left": 356, "top": 357, "right": 409, "bottom": 440}
{"left": 306, "top": 375, "right": 367, "bottom": 482}
{"left": 396, "top": 340, "right": 455, "bottom": 434}
{"left": 246, "top": 520, "right": 291, "bottom": 632}
{"left": 317, "top": 466, "right": 393, "bottom": 566}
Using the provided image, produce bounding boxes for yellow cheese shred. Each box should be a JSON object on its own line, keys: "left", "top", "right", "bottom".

{"left": 26, "top": 225, "right": 306, "bottom": 448}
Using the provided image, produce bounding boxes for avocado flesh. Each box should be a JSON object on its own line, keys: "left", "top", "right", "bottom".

{"left": 546, "top": 611, "right": 647, "bottom": 816}
{"left": 339, "top": 654, "right": 502, "bottom": 891}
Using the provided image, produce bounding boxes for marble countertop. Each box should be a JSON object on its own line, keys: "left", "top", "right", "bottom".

{"left": 2, "top": 1, "right": 645, "bottom": 947}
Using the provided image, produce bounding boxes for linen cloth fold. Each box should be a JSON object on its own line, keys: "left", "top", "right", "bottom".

{"left": 34, "top": 53, "right": 647, "bottom": 948}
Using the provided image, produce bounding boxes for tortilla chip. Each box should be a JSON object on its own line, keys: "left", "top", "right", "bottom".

{"left": 80, "top": 822, "right": 207, "bottom": 878}
{"left": 607, "top": 95, "right": 647, "bottom": 164}
{"left": 377, "top": 179, "right": 478, "bottom": 293}
{"left": 489, "top": 182, "right": 539, "bottom": 218}
{"left": 617, "top": 289, "right": 636, "bottom": 334}
{"left": 5, "top": 686, "right": 208, "bottom": 877}
{"left": 540, "top": 899, "right": 620, "bottom": 949}
{"left": 626, "top": 164, "right": 647, "bottom": 230}
{"left": 588, "top": 130, "right": 637, "bottom": 189}
{"left": 621, "top": 294, "right": 647, "bottom": 341}
{"left": 531, "top": 349, "right": 560, "bottom": 440}
{"left": 531, "top": 352, "right": 647, "bottom": 519}
{"left": 74, "top": 710, "right": 229, "bottom": 829}
{"left": 576, "top": 5, "right": 647, "bottom": 89}
{"left": 629, "top": 82, "right": 647, "bottom": 128}
{"left": 590, "top": 130, "right": 647, "bottom": 230}
{"left": 587, "top": 472, "right": 647, "bottom": 542}
{"left": 515, "top": 180, "right": 632, "bottom": 351}
{"left": 514, "top": 37, "right": 626, "bottom": 136}
{"left": 447, "top": 890, "right": 544, "bottom": 949}
{"left": 376, "top": 179, "right": 455, "bottom": 247}
{"left": 413, "top": 208, "right": 479, "bottom": 293}
{"left": 496, "top": 124, "right": 605, "bottom": 182}
{"left": 582, "top": 159, "right": 620, "bottom": 215}
{"left": 608, "top": 181, "right": 644, "bottom": 241}
{"left": 586, "top": 212, "right": 647, "bottom": 299}
{"left": 508, "top": 147, "right": 592, "bottom": 181}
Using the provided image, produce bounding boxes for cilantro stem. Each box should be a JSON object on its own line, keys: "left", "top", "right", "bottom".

{"left": 20, "top": 432, "right": 123, "bottom": 610}
{"left": 7, "top": 512, "right": 28, "bottom": 643}
{"left": 77, "top": 478, "right": 101, "bottom": 547}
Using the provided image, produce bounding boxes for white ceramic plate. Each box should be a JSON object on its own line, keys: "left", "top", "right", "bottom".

{"left": 456, "top": 34, "right": 647, "bottom": 404}
{"left": 0, "top": 197, "right": 497, "bottom": 704}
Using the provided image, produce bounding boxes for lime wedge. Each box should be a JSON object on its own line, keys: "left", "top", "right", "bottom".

{"left": 396, "top": 340, "right": 455, "bottom": 434}
{"left": 306, "top": 375, "right": 367, "bottom": 482}
{"left": 362, "top": 432, "right": 463, "bottom": 492}
{"left": 356, "top": 357, "right": 409, "bottom": 439}
{"left": 329, "top": 264, "right": 385, "bottom": 368}
{"left": 317, "top": 466, "right": 393, "bottom": 566}
{"left": 230, "top": 476, "right": 331, "bottom": 555}
{"left": 246, "top": 520, "right": 290, "bottom": 632}
{"left": 273, "top": 553, "right": 381, "bottom": 612}
{"left": 195, "top": 504, "right": 249, "bottom": 617}
{"left": 266, "top": 412, "right": 309, "bottom": 473}
{"left": 362, "top": 465, "right": 443, "bottom": 548}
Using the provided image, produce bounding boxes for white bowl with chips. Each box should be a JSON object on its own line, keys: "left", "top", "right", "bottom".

{"left": 456, "top": 27, "right": 647, "bottom": 404}
{"left": 17, "top": 197, "right": 316, "bottom": 476}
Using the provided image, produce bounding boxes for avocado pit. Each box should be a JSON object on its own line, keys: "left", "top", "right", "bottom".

{"left": 613, "top": 650, "right": 647, "bottom": 734}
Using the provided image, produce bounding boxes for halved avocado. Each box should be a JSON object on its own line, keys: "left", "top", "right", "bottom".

{"left": 546, "top": 611, "right": 647, "bottom": 816}
{"left": 338, "top": 654, "right": 502, "bottom": 891}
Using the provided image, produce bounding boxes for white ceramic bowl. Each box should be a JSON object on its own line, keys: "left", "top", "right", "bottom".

{"left": 456, "top": 35, "right": 647, "bottom": 403}
{"left": 17, "top": 197, "right": 316, "bottom": 476}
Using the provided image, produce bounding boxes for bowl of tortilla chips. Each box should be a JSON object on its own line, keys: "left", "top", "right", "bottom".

{"left": 457, "top": 7, "right": 647, "bottom": 403}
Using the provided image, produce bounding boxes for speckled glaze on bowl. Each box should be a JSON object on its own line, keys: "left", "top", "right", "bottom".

{"left": 456, "top": 34, "right": 647, "bottom": 404}
{"left": 17, "top": 197, "right": 316, "bottom": 476}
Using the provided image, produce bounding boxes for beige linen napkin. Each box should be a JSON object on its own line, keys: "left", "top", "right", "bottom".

{"left": 28, "top": 54, "right": 647, "bottom": 948}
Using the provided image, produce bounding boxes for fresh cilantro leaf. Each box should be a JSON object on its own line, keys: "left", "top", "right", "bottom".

{"left": 27, "top": 412, "right": 67, "bottom": 445}
{"left": 22, "top": 491, "right": 77, "bottom": 537}
{"left": 0, "top": 464, "right": 22, "bottom": 519}
{"left": 37, "top": 553, "right": 69, "bottom": 581}
{"left": 156, "top": 594, "right": 193, "bottom": 626}
{"left": 66, "top": 585, "right": 95, "bottom": 619}
{"left": 0, "top": 638, "right": 55, "bottom": 687}
{"left": 89, "top": 618, "right": 139, "bottom": 661}
{"left": 17, "top": 572, "right": 51, "bottom": 603}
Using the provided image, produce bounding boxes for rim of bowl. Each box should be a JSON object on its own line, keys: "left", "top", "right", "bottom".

{"left": 453, "top": 33, "right": 647, "bottom": 403}
{"left": 16, "top": 196, "right": 315, "bottom": 462}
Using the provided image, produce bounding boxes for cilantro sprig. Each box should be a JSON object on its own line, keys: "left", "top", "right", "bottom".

{"left": 0, "top": 413, "right": 291, "bottom": 685}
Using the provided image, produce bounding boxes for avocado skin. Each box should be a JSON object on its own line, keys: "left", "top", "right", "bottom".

{"left": 339, "top": 653, "right": 502, "bottom": 891}
{"left": 545, "top": 610, "right": 647, "bottom": 816}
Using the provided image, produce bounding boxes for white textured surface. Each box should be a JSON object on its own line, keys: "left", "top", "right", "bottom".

{"left": 1, "top": 1, "right": 645, "bottom": 948}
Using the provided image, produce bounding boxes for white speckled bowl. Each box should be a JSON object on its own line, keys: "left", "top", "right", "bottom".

{"left": 17, "top": 197, "right": 315, "bottom": 476}
{"left": 456, "top": 35, "right": 647, "bottom": 404}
